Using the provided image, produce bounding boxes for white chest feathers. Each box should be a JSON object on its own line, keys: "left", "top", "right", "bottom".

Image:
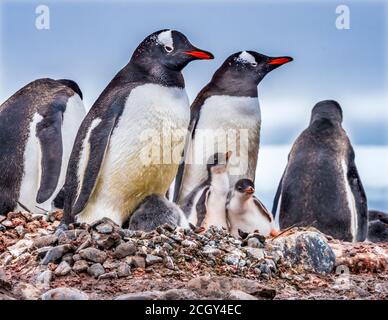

{"left": 77, "top": 84, "right": 190, "bottom": 225}
{"left": 227, "top": 193, "right": 274, "bottom": 238}
{"left": 180, "top": 95, "right": 261, "bottom": 202}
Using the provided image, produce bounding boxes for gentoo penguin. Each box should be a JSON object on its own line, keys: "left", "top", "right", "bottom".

{"left": 0, "top": 78, "right": 85, "bottom": 215}
{"left": 62, "top": 30, "right": 213, "bottom": 226}
{"left": 272, "top": 100, "right": 368, "bottom": 242}
{"left": 181, "top": 152, "right": 231, "bottom": 229}
{"left": 127, "top": 194, "right": 189, "bottom": 232}
{"left": 226, "top": 179, "right": 276, "bottom": 238}
{"left": 367, "top": 210, "right": 388, "bottom": 242}
{"left": 173, "top": 51, "right": 293, "bottom": 204}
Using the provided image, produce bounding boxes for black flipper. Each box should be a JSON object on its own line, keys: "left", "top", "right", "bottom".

{"left": 253, "top": 196, "right": 272, "bottom": 223}
{"left": 347, "top": 147, "right": 368, "bottom": 241}
{"left": 173, "top": 85, "right": 212, "bottom": 203}
{"left": 195, "top": 186, "right": 210, "bottom": 227}
{"left": 36, "top": 107, "right": 64, "bottom": 204}
{"left": 272, "top": 169, "right": 285, "bottom": 218}
{"left": 71, "top": 101, "right": 123, "bottom": 215}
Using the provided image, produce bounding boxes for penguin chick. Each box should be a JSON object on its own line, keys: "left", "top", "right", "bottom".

{"left": 181, "top": 151, "right": 231, "bottom": 230}
{"left": 128, "top": 194, "right": 188, "bottom": 232}
{"left": 227, "top": 179, "right": 276, "bottom": 238}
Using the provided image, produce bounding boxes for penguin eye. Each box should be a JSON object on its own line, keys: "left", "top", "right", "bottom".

{"left": 251, "top": 62, "right": 258, "bottom": 67}
{"left": 164, "top": 45, "right": 173, "bottom": 53}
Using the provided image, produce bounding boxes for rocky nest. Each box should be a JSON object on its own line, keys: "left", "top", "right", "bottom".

{"left": 0, "top": 211, "right": 387, "bottom": 300}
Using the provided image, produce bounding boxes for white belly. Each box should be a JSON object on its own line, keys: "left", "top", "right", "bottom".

{"left": 201, "top": 189, "right": 229, "bottom": 229}
{"left": 78, "top": 84, "right": 190, "bottom": 225}
{"left": 228, "top": 198, "right": 273, "bottom": 238}
{"left": 179, "top": 95, "right": 261, "bottom": 203}
{"left": 18, "top": 94, "right": 85, "bottom": 214}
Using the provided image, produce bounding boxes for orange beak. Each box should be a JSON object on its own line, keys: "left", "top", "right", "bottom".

{"left": 244, "top": 186, "right": 255, "bottom": 194}
{"left": 183, "top": 50, "right": 214, "bottom": 60}
{"left": 267, "top": 56, "right": 293, "bottom": 65}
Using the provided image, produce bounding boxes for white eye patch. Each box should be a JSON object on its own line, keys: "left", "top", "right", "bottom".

{"left": 236, "top": 51, "right": 256, "bottom": 65}
{"left": 157, "top": 30, "right": 174, "bottom": 50}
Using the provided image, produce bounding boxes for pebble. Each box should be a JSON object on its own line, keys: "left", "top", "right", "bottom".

{"left": 224, "top": 254, "right": 240, "bottom": 266}
{"left": 113, "top": 242, "right": 136, "bottom": 259}
{"left": 7, "top": 239, "right": 33, "bottom": 258}
{"left": 244, "top": 247, "right": 265, "bottom": 260}
{"left": 2, "top": 220, "right": 13, "bottom": 228}
{"left": 61, "top": 253, "right": 74, "bottom": 265}
{"left": 54, "top": 261, "right": 72, "bottom": 276}
{"left": 126, "top": 256, "right": 146, "bottom": 268}
{"left": 35, "top": 270, "right": 53, "bottom": 288}
{"left": 72, "top": 260, "right": 89, "bottom": 273}
{"left": 145, "top": 254, "right": 163, "bottom": 266}
{"left": 247, "top": 237, "right": 264, "bottom": 248}
{"left": 117, "top": 262, "right": 131, "bottom": 278}
{"left": 79, "top": 247, "right": 107, "bottom": 264}
{"left": 103, "top": 260, "right": 119, "bottom": 269}
{"left": 72, "top": 254, "right": 81, "bottom": 261}
{"left": 0, "top": 224, "right": 6, "bottom": 231}
{"left": 41, "top": 244, "right": 73, "bottom": 265}
{"left": 95, "top": 223, "right": 113, "bottom": 234}
{"left": 41, "top": 287, "right": 89, "bottom": 300}
{"left": 87, "top": 263, "right": 105, "bottom": 278}
{"left": 15, "top": 225, "right": 25, "bottom": 236}
{"left": 99, "top": 272, "right": 117, "bottom": 280}
{"left": 229, "top": 290, "right": 258, "bottom": 300}
{"left": 164, "top": 256, "right": 175, "bottom": 270}
{"left": 33, "top": 235, "right": 58, "bottom": 248}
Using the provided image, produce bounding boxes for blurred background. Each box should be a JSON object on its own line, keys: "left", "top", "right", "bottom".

{"left": 0, "top": 0, "right": 387, "bottom": 211}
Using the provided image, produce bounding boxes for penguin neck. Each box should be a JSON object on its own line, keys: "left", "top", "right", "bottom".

{"left": 211, "top": 71, "right": 258, "bottom": 97}
{"left": 209, "top": 172, "right": 229, "bottom": 194}
{"left": 114, "top": 60, "right": 185, "bottom": 89}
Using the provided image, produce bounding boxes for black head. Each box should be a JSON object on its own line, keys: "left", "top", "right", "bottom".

{"left": 206, "top": 151, "right": 232, "bottom": 175}
{"left": 310, "top": 100, "right": 343, "bottom": 124}
{"left": 56, "top": 79, "right": 83, "bottom": 100}
{"left": 131, "top": 29, "right": 214, "bottom": 72}
{"left": 210, "top": 51, "right": 293, "bottom": 96}
{"left": 234, "top": 178, "right": 255, "bottom": 196}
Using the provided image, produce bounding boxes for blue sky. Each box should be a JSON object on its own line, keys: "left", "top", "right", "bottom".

{"left": 0, "top": 0, "right": 387, "bottom": 209}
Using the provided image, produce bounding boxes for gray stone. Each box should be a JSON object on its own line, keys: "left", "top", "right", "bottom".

{"left": 41, "top": 244, "right": 73, "bottom": 265}
{"left": 35, "top": 270, "right": 53, "bottom": 288}
{"left": 114, "top": 291, "right": 162, "bottom": 300}
{"left": 247, "top": 237, "right": 264, "bottom": 248}
{"left": 117, "top": 262, "right": 131, "bottom": 277}
{"left": 244, "top": 247, "right": 265, "bottom": 260}
{"left": 126, "top": 256, "right": 146, "bottom": 268}
{"left": 72, "top": 254, "right": 81, "bottom": 261}
{"left": 15, "top": 225, "right": 25, "bottom": 236}
{"left": 269, "top": 231, "right": 336, "bottom": 274}
{"left": 55, "top": 261, "right": 72, "bottom": 276}
{"left": 2, "top": 220, "right": 13, "bottom": 228}
{"left": 14, "top": 282, "right": 42, "bottom": 300}
{"left": 145, "top": 254, "right": 163, "bottom": 266}
{"left": 113, "top": 242, "right": 136, "bottom": 259}
{"left": 33, "top": 235, "right": 58, "bottom": 248}
{"left": 229, "top": 290, "right": 258, "bottom": 300}
{"left": 41, "top": 287, "right": 89, "bottom": 300}
{"left": 87, "top": 263, "right": 105, "bottom": 278}
{"left": 164, "top": 256, "right": 175, "bottom": 270}
{"left": 7, "top": 239, "right": 33, "bottom": 258}
{"left": 96, "top": 223, "right": 113, "bottom": 234}
{"left": 202, "top": 246, "right": 222, "bottom": 257}
{"left": 62, "top": 253, "right": 74, "bottom": 266}
{"left": 103, "top": 260, "right": 119, "bottom": 269}
{"left": 224, "top": 254, "right": 240, "bottom": 265}
{"left": 161, "top": 289, "right": 198, "bottom": 300}
{"left": 72, "top": 260, "right": 89, "bottom": 273}
{"left": 79, "top": 247, "right": 107, "bottom": 263}
{"left": 98, "top": 272, "right": 117, "bottom": 280}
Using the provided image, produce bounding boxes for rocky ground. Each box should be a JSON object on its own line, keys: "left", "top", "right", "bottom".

{"left": 0, "top": 211, "right": 387, "bottom": 300}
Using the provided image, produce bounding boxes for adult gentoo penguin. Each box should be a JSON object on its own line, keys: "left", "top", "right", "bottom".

{"left": 272, "top": 100, "right": 368, "bottom": 242}
{"left": 0, "top": 78, "right": 85, "bottom": 215}
{"left": 226, "top": 179, "right": 276, "bottom": 238}
{"left": 174, "top": 51, "right": 293, "bottom": 204}
{"left": 128, "top": 194, "right": 189, "bottom": 232}
{"left": 62, "top": 30, "right": 213, "bottom": 226}
{"left": 181, "top": 152, "right": 231, "bottom": 229}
